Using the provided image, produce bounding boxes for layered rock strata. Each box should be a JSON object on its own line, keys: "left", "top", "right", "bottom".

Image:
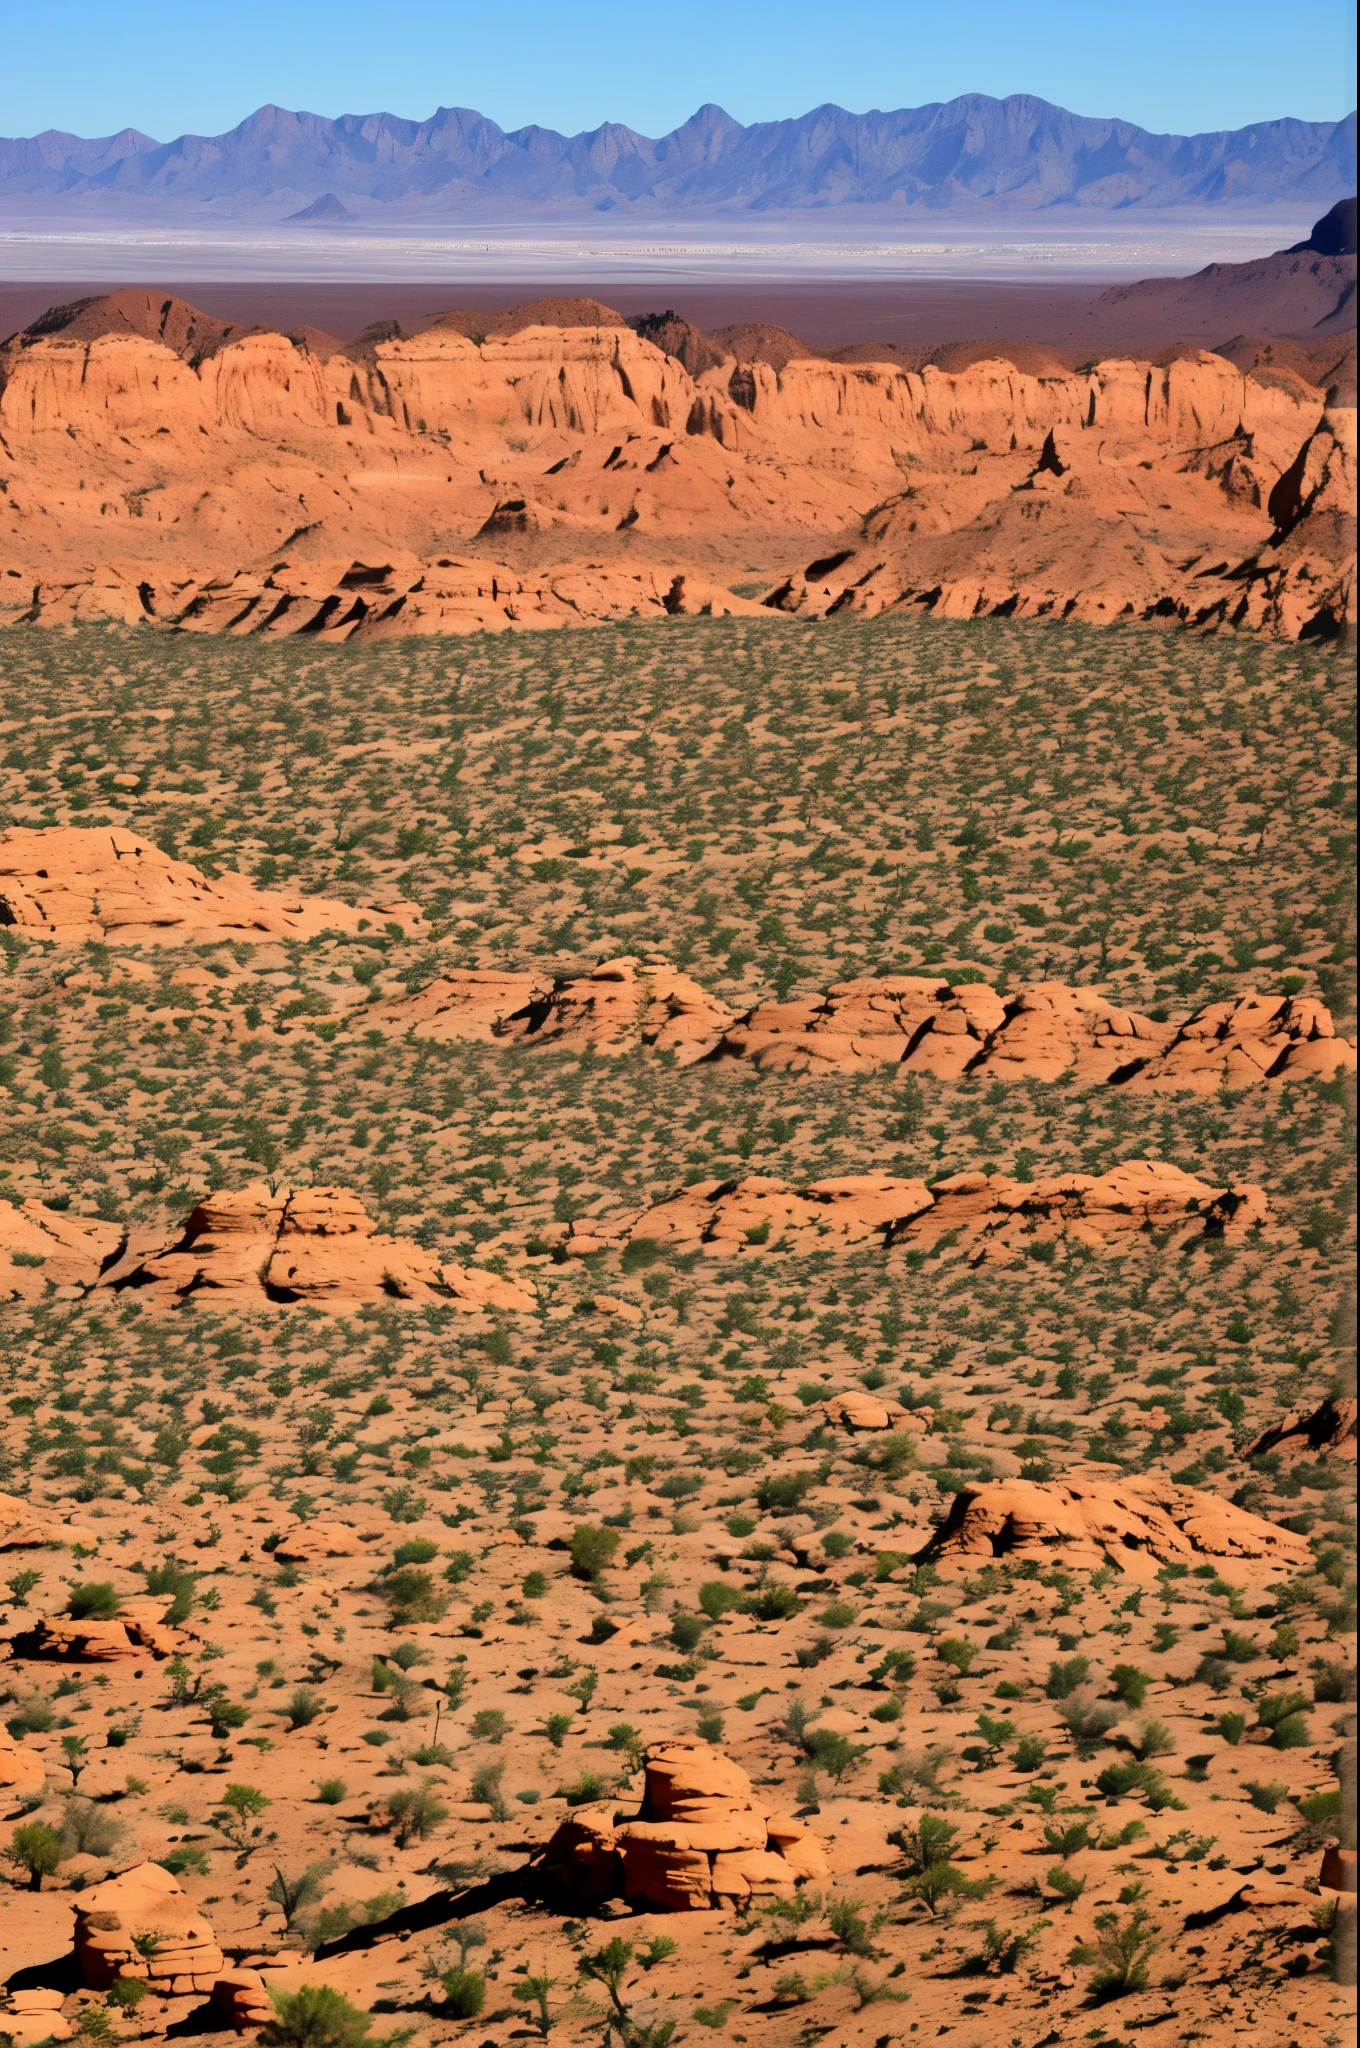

{"left": 539, "top": 1741, "right": 829, "bottom": 1908}
{"left": 0, "top": 315, "right": 1349, "bottom": 639}
{"left": 74, "top": 1862, "right": 225, "bottom": 1994}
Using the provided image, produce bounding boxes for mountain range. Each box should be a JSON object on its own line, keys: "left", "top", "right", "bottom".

{"left": 1, "top": 94, "right": 1354, "bottom": 219}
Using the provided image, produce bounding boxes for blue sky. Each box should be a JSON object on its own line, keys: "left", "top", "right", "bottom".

{"left": 5, "top": 0, "right": 1355, "bottom": 142}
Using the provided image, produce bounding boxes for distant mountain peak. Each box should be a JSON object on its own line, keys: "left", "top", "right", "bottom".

{"left": 0, "top": 94, "right": 1352, "bottom": 219}
{"left": 286, "top": 192, "right": 356, "bottom": 223}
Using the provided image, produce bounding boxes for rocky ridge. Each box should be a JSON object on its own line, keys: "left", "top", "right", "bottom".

{"left": 0, "top": 308, "right": 1351, "bottom": 640}
{"left": 369, "top": 959, "right": 1356, "bottom": 1088}
{"left": 564, "top": 1158, "right": 1267, "bottom": 1264}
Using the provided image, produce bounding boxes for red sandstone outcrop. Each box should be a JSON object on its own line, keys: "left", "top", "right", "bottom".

{"left": 0, "top": 1491, "right": 97, "bottom": 1550}
{"left": 524, "top": 955, "right": 737, "bottom": 1061}
{"left": 74, "top": 1862, "right": 225, "bottom": 1994}
{"left": 1120, "top": 991, "right": 1357, "bottom": 1093}
{"left": 566, "top": 1173, "right": 934, "bottom": 1258}
{"left": 2, "top": 1992, "right": 73, "bottom": 2048}
{"left": 713, "top": 979, "right": 1351, "bottom": 1086}
{"left": 1243, "top": 1397, "right": 1358, "bottom": 1461}
{"left": 967, "top": 983, "right": 1176, "bottom": 1084}
{"left": 369, "top": 954, "right": 736, "bottom": 1062}
{"left": 99, "top": 1184, "right": 534, "bottom": 1312}
{"left": 0, "top": 1724, "right": 48, "bottom": 1798}
{"left": 365, "top": 969, "right": 551, "bottom": 1042}
{"left": 211, "top": 1970, "right": 275, "bottom": 2030}
{"left": 0, "top": 828, "right": 421, "bottom": 944}
{"left": 920, "top": 1474, "right": 1313, "bottom": 1584}
{"left": 887, "top": 1159, "right": 1267, "bottom": 1263}
{"left": 268, "top": 1520, "right": 366, "bottom": 1562}
{"left": 566, "top": 1160, "right": 1265, "bottom": 1264}
{"left": 13, "top": 556, "right": 770, "bottom": 640}
{"left": 539, "top": 1741, "right": 829, "bottom": 1908}
{"left": 0, "top": 1197, "right": 125, "bottom": 1301}
{"left": 824, "top": 1389, "right": 927, "bottom": 1433}
{"left": 12, "top": 1592, "right": 186, "bottom": 1662}
{"left": 0, "top": 311, "right": 1346, "bottom": 641}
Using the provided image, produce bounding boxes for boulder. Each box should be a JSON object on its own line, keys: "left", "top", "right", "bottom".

{"left": 4, "top": 1991, "right": 74, "bottom": 2048}
{"left": 0, "top": 827, "right": 421, "bottom": 945}
{"left": 1121, "top": 991, "right": 1356, "bottom": 1094}
{"left": 268, "top": 1521, "right": 363, "bottom": 1563}
{"left": 1320, "top": 1847, "right": 1358, "bottom": 1892}
{"left": 824, "top": 1390, "right": 924, "bottom": 1433}
{"left": 99, "top": 1183, "right": 534, "bottom": 1313}
{"left": 211, "top": 1970, "right": 276, "bottom": 2030}
{"left": 539, "top": 1741, "right": 828, "bottom": 1910}
{"left": 74, "top": 1862, "right": 225, "bottom": 1993}
{"left": 919, "top": 1475, "right": 1313, "bottom": 1586}
{"left": 1243, "top": 1396, "right": 1358, "bottom": 1461}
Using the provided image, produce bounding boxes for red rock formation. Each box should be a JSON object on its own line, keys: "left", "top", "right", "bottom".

{"left": 74, "top": 1863, "right": 225, "bottom": 1994}
{"left": 523, "top": 955, "right": 737, "bottom": 1062}
{"left": 0, "top": 1491, "right": 97, "bottom": 1550}
{"left": 566, "top": 1160, "right": 1265, "bottom": 1265}
{"left": 1121, "top": 991, "right": 1357, "bottom": 1093}
{"left": 539, "top": 1741, "right": 829, "bottom": 1908}
{"left": 921, "top": 1474, "right": 1312, "bottom": 1585}
{"left": 824, "top": 1389, "right": 927, "bottom": 1432}
{"left": 2, "top": 1993, "right": 73, "bottom": 2048}
{"left": 268, "top": 1521, "right": 366, "bottom": 1562}
{"left": 13, "top": 1617, "right": 151, "bottom": 1662}
{"left": 14, "top": 556, "right": 770, "bottom": 640}
{"left": 566, "top": 1172, "right": 935, "bottom": 1258}
{"left": 1242, "top": 1397, "right": 1358, "bottom": 1461}
{"left": 887, "top": 1159, "right": 1267, "bottom": 1265}
{"left": 713, "top": 980, "right": 1351, "bottom": 1089}
{"left": 0, "top": 1198, "right": 124, "bottom": 1301}
{"left": 364, "top": 969, "right": 551, "bottom": 1043}
{"left": 368, "top": 954, "right": 736, "bottom": 1062}
{"left": 0, "top": 827, "right": 421, "bottom": 943}
{"left": 211, "top": 1971, "right": 276, "bottom": 2030}
{"left": 0, "top": 1724, "right": 47, "bottom": 1798}
{"left": 0, "top": 314, "right": 1345, "bottom": 641}
{"left": 714, "top": 975, "right": 1165, "bottom": 1081}
{"left": 99, "top": 1184, "right": 534, "bottom": 1312}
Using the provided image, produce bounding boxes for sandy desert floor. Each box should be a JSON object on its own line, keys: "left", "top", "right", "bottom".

{"left": 0, "top": 614, "right": 1353, "bottom": 2048}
